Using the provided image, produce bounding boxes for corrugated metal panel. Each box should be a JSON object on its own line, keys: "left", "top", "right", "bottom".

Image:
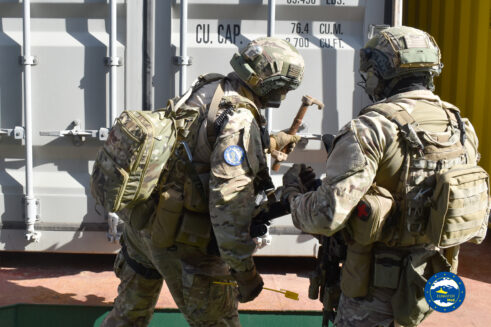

{"left": 0, "top": 0, "right": 388, "bottom": 254}
{"left": 404, "top": 0, "right": 491, "bottom": 174}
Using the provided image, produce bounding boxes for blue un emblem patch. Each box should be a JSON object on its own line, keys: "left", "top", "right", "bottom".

{"left": 425, "top": 271, "right": 466, "bottom": 313}
{"left": 224, "top": 145, "right": 245, "bottom": 166}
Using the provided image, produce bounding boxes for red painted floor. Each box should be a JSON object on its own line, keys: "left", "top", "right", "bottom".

{"left": 0, "top": 236, "right": 490, "bottom": 326}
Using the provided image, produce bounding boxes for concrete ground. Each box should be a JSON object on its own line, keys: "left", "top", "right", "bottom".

{"left": 0, "top": 235, "right": 490, "bottom": 326}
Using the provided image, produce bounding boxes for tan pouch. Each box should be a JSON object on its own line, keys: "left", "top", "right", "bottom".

{"left": 391, "top": 250, "right": 450, "bottom": 326}
{"left": 175, "top": 210, "right": 212, "bottom": 250}
{"left": 427, "top": 164, "right": 490, "bottom": 248}
{"left": 340, "top": 243, "right": 372, "bottom": 298}
{"left": 151, "top": 188, "right": 184, "bottom": 248}
{"left": 372, "top": 249, "right": 403, "bottom": 289}
{"left": 348, "top": 185, "right": 395, "bottom": 245}
{"left": 183, "top": 173, "right": 209, "bottom": 213}
{"left": 117, "top": 197, "right": 156, "bottom": 230}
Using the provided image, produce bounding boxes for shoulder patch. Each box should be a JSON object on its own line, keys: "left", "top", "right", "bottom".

{"left": 224, "top": 145, "right": 245, "bottom": 166}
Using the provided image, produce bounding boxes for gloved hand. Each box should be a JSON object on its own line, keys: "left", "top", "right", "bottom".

{"left": 269, "top": 131, "right": 302, "bottom": 162}
{"left": 282, "top": 163, "right": 306, "bottom": 204}
{"left": 299, "top": 166, "right": 322, "bottom": 191}
{"left": 231, "top": 267, "right": 264, "bottom": 303}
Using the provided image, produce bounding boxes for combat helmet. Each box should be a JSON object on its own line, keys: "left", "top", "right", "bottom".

{"left": 230, "top": 37, "right": 304, "bottom": 107}
{"left": 359, "top": 25, "right": 442, "bottom": 101}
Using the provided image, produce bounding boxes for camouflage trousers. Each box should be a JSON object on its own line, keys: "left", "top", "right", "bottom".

{"left": 101, "top": 224, "right": 240, "bottom": 327}
{"left": 334, "top": 288, "right": 404, "bottom": 327}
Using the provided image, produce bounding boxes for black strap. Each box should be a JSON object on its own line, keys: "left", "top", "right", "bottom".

{"left": 121, "top": 245, "right": 162, "bottom": 280}
{"left": 193, "top": 73, "right": 225, "bottom": 93}
{"left": 214, "top": 106, "right": 235, "bottom": 136}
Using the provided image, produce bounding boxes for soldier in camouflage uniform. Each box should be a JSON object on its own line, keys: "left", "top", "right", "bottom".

{"left": 101, "top": 37, "right": 305, "bottom": 327}
{"left": 283, "top": 26, "right": 488, "bottom": 327}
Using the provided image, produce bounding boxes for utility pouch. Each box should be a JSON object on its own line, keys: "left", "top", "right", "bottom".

{"left": 183, "top": 173, "right": 209, "bottom": 213}
{"left": 151, "top": 188, "right": 184, "bottom": 248}
{"left": 372, "top": 249, "right": 402, "bottom": 289}
{"left": 427, "top": 164, "right": 490, "bottom": 248}
{"left": 391, "top": 250, "right": 450, "bottom": 326}
{"left": 118, "top": 197, "right": 156, "bottom": 230}
{"left": 175, "top": 210, "right": 212, "bottom": 250}
{"left": 340, "top": 243, "right": 372, "bottom": 298}
{"left": 348, "top": 185, "right": 395, "bottom": 245}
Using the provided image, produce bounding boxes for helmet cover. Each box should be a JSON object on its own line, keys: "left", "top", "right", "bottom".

{"left": 360, "top": 25, "right": 442, "bottom": 80}
{"left": 230, "top": 37, "right": 305, "bottom": 105}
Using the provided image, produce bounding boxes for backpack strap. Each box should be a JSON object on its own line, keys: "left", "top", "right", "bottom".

{"left": 205, "top": 84, "right": 262, "bottom": 147}
{"left": 172, "top": 73, "right": 225, "bottom": 112}
{"left": 206, "top": 80, "right": 226, "bottom": 147}
{"left": 360, "top": 102, "right": 416, "bottom": 127}
{"left": 441, "top": 101, "right": 466, "bottom": 146}
{"left": 213, "top": 95, "right": 262, "bottom": 137}
{"left": 361, "top": 103, "right": 425, "bottom": 153}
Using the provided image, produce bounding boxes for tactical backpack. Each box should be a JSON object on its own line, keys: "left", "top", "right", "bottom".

{"left": 360, "top": 100, "right": 490, "bottom": 248}
{"left": 90, "top": 74, "right": 225, "bottom": 215}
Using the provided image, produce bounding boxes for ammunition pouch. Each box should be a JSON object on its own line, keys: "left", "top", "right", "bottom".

{"left": 176, "top": 169, "right": 212, "bottom": 250}
{"left": 175, "top": 210, "right": 212, "bottom": 251}
{"left": 427, "top": 164, "right": 490, "bottom": 248}
{"left": 373, "top": 248, "right": 403, "bottom": 289}
{"left": 391, "top": 249, "right": 450, "bottom": 326}
{"left": 347, "top": 185, "right": 395, "bottom": 245}
{"left": 340, "top": 243, "right": 372, "bottom": 298}
{"left": 183, "top": 172, "right": 210, "bottom": 213}
{"left": 151, "top": 187, "right": 184, "bottom": 248}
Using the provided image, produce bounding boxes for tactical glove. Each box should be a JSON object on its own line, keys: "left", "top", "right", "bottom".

{"left": 299, "top": 166, "right": 322, "bottom": 191}
{"left": 269, "top": 132, "right": 302, "bottom": 162}
{"left": 231, "top": 266, "right": 264, "bottom": 303}
{"left": 282, "top": 164, "right": 307, "bottom": 204}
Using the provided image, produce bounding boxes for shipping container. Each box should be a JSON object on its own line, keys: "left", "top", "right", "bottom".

{"left": 0, "top": 0, "right": 391, "bottom": 255}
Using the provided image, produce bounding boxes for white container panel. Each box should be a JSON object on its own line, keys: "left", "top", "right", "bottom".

{"left": 0, "top": 0, "right": 387, "bottom": 255}
{"left": 0, "top": 0, "right": 128, "bottom": 252}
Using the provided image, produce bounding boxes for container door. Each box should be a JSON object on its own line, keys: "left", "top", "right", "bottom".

{"left": 0, "top": 0, "right": 134, "bottom": 253}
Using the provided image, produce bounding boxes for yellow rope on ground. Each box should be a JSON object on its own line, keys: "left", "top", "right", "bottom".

{"left": 212, "top": 282, "right": 299, "bottom": 301}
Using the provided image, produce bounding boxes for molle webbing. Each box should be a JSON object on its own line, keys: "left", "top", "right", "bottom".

{"left": 361, "top": 100, "right": 471, "bottom": 246}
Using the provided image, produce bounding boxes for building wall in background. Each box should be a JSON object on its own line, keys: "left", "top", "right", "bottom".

{"left": 404, "top": 0, "right": 491, "bottom": 174}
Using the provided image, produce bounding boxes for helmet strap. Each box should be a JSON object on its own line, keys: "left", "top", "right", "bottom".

{"left": 383, "top": 76, "right": 402, "bottom": 99}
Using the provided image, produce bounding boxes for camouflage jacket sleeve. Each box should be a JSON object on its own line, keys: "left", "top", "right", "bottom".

{"left": 290, "top": 112, "right": 398, "bottom": 235}
{"left": 462, "top": 117, "right": 480, "bottom": 165}
{"left": 209, "top": 106, "right": 265, "bottom": 273}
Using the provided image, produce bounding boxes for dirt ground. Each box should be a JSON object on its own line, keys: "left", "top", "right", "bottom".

{"left": 0, "top": 236, "right": 490, "bottom": 326}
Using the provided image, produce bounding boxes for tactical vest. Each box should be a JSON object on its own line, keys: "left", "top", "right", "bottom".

{"left": 341, "top": 99, "right": 489, "bottom": 305}
{"left": 359, "top": 100, "right": 489, "bottom": 248}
